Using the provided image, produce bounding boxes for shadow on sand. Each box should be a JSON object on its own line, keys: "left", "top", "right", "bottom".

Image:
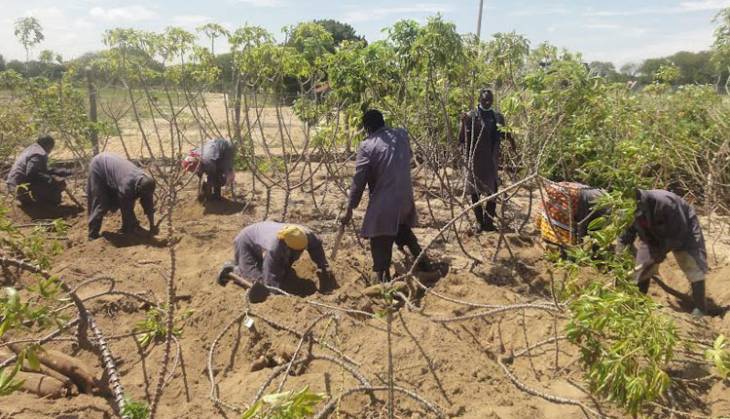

{"left": 102, "top": 231, "right": 168, "bottom": 248}
{"left": 17, "top": 203, "right": 83, "bottom": 220}
{"left": 653, "top": 276, "right": 729, "bottom": 317}
{"left": 202, "top": 198, "right": 247, "bottom": 216}
{"left": 278, "top": 270, "right": 319, "bottom": 297}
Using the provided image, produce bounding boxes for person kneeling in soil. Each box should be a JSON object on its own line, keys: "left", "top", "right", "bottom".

{"left": 5, "top": 135, "right": 72, "bottom": 207}
{"left": 218, "top": 221, "right": 337, "bottom": 303}
{"left": 340, "top": 109, "right": 433, "bottom": 284}
{"left": 182, "top": 138, "right": 235, "bottom": 201}
{"left": 618, "top": 189, "right": 709, "bottom": 317}
{"left": 86, "top": 153, "right": 158, "bottom": 240}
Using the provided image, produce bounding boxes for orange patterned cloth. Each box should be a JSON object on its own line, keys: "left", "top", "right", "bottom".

{"left": 535, "top": 181, "right": 590, "bottom": 246}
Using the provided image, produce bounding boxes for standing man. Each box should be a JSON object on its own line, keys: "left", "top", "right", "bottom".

{"left": 182, "top": 138, "right": 235, "bottom": 201}
{"left": 217, "top": 221, "right": 337, "bottom": 302}
{"left": 6, "top": 135, "right": 72, "bottom": 207}
{"left": 341, "top": 109, "right": 432, "bottom": 283}
{"left": 86, "top": 153, "right": 157, "bottom": 240}
{"left": 459, "top": 88, "right": 516, "bottom": 233}
{"left": 618, "top": 189, "right": 708, "bottom": 317}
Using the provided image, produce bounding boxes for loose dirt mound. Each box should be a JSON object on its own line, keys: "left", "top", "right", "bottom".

{"left": 1, "top": 174, "right": 729, "bottom": 419}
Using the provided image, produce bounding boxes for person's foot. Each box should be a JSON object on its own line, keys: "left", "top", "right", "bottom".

{"left": 691, "top": 308, "right": 705, "bottom": 319}
{"left": 482, "top": 222, "right": 497, "bottom": 232}
{"left": 375, "top": 270, "right": 392, "bottom": 284}
{"left": 212, "top": 188, "right": 223, "bottom": 200}
{"left": 88, "top": 231, "right": 101, "bottom": 241}
{"left": 217, "top": 262, "right": 235, "bottom": 286}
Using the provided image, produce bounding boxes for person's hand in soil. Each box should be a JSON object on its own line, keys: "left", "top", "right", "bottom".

{"left": 247, "top": 281, "right": 270, "bottom": 304}
{"left": 317, "top": 269, "right": 339, "bottom": 293}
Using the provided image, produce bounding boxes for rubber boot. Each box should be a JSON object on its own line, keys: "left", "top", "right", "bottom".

{"left": 690, "top": 281, "right": 707, "bottom": 317}
{"left": 483, "top": 200, "right": 497, "bottom": 232}
{"left": 471, "top": 194, "right": 487, "bottom": 232}
{"left": 473, "top": 205, "right": 487, "bottom": 233}
{"left": 403, "top": 243, "right": 434, "bottom": 272}
{"left": 199, "top": 181, "right": 211, "bottom": 201}
{"left": 212, "top": 185, "right": 222, "bottom": 200}
{"left": 637, "top": 279, "right": 650, "bottom": 294}
{"left": 376, "top": 269, "right": 392, "bottom": 284}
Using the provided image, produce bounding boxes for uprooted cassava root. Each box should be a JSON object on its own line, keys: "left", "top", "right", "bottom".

{"left": 14, "top": 371, "right": 74, "bottom": 398}
{"left": 0, "top": 256, "right": 128, "bottom": 416}
{"left": 6, "top": 343, "right": 98, "bottom": 394}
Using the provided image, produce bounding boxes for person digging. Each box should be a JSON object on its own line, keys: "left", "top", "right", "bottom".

{"left": 340, "top": 109, "right": 434, "bottom": 284}
{"left": 6, "top": 135, "right": 73, "bottom": 208}
{"left": 182, "top": 137, "right": 236, "bottom": 201}
{"left": 217, "top": 222, "right": 338, "bottom": 303}
{"left": 618, "top": 189, "right": 709, "bottom": 317}
{"left": 86, "top": 152, "right": 158, "bottom": 240}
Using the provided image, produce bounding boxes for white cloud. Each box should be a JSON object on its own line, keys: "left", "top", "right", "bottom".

{"left": 583, "top": 23, "right": 621, "bottom": 30}
{"left": 679, "top": 0, "right": 730, "bottom": 11}
{"left": 509, "top": 7, "right": 570, "bottom": 17}
{"left": 236, "top": 0, "right": 284, "bottom": 7}
{"left": 2, "top": 6, "right": 106, "bottom": 61}
{"left": 342, "top": 3, "right": 451, "bottom": 23}
{"left": 585, "top": 0, "right": 730, "bottom": 17}
{"left": 585, "top": 27, "right": 714, "bottom": 65}
{"left": 172, "top": 15, "right": 214, "bottom": 28}
{"left": 89, "top": 5, "right": 157, "bottom": 21}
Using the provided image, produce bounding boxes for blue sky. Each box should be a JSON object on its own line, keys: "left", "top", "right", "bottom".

{"left": 1, "top": 0, "right": 728, "bottom": 65}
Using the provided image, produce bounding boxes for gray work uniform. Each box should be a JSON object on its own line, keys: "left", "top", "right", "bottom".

{"left": 6, "top": 143, "right": 66, "bottom": 205}
{"left": 620, "top": 189, "right": 707, "bottom": 284}
{"left": 347, "top": 127, "right": 417, "bottom": 238}
{"left": 197, "top": 138, "right": 235, "bottom": 189}
{"left": 233, "top": 221, "right": 329, "bottom": 287}
{"left": 86, "top": 153, "right": 155, "bottom": 236}
{"left": 459, "top": 108, "right": 506, "bottom": 196}
{"left": 575, "top": 185, "right": 607, "bottom": 239}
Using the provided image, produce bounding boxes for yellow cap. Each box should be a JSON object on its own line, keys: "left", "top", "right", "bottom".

{"left": 277, "top": 225, "right": 308, "bottom": 251}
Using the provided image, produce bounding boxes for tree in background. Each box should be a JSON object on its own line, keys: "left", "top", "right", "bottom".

{"left": 14, "top": 17, "right": 44, "bottom": 64}
{"left": 588, "top": 61, "right": 624, "bottom": 82}
{"left": 712, "top": 7, "right": 730, "bottom": 92}
{"left": 312, "top": 19, "right": 364, "bottom": 48}
{"left": 0, "top": 54, "right": 5, "bottom": 71}
{"left": 637, "top": 51, "right": 716, "bottom": 86}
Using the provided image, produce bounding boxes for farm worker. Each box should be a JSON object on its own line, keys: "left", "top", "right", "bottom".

{"left": 86, "top": 153, "right": 157, "bottom": 240}
{"left": 340, "top": 109, "right": 433, "bottom": 283}
{"left": 5, "top": 135, "right": 72, "bottom": 206}
{"left": 536, "top": 181, "right": 607, "bottom": 245}
{"left": 458, "top": 88, "right": 517, "bottom": 233}
{"left": 182, "top": 138, "right": 235, "bottom": 200}
{"left": 618, "top": 189, "right": 708, "bottom": 317}
{"left": 217, "top": 221, "right": 337, "bottom": 302}
{"left": 574, "top": 185, "right": 607, "bottom": 240}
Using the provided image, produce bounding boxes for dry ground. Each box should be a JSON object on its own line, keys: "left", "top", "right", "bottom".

{"left": 1, "top": 166, "right": 729, "bottom": 419}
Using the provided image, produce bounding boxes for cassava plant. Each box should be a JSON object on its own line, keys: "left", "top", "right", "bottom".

{"left": 551, "top": 193, "right": 680, "bottom": 414}
{"left": 242, "top": 386, "right": 325, "bottom": 419}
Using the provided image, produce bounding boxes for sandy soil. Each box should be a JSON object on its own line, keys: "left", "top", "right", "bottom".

{"left": 1, "top": 166, "right": 728, "bottom": 419}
